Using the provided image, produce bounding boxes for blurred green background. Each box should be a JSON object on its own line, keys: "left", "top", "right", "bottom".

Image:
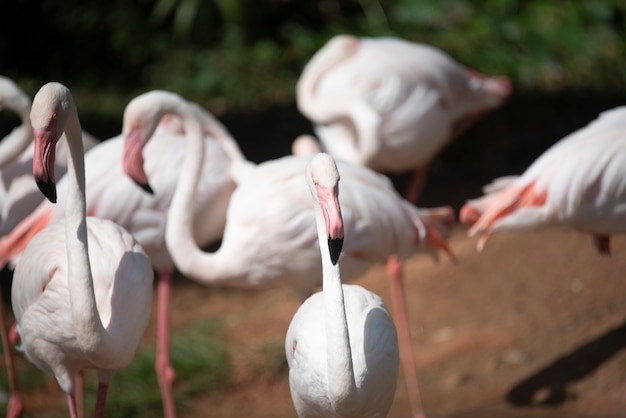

{"left": 1, "top": 0, "right": 625, "bottom": 123}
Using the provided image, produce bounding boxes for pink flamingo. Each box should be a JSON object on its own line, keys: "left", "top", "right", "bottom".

{"left": 0, "top": 90, "right": 246, "bottom": 418}
{"left": 123, "top": 91, "right": 456, "bottom": 418}
{"left": 0, "top": 76, "right": 99, "bottom": 418}
{"left": 460, "top": 106, "right": 626, "bottom": 253}
{"left": 11, "top": 82, "right": 153, "bottom": 418}
{"left": 297, "top": 34, "right": 512, "bottom": 205}
{"left": 285, "top": 152, "right": 399, "bottom": 418}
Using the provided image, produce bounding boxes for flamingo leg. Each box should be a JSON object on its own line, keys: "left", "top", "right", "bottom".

{"left": 156, "top": 269, "right": 177, "bottom": 418}
{"left": 75, "top": 371, "right": 84, "bottom": 418}
{"left": 387, "top": 255, "right": 427, "bottom": 418}
{"left": 0, "top": 291, "right": 24, "bottom": 418}
{"left": 66, "top": 393, "right": 79, "bottom": 418}
{"left": 404, "top": 167, "right": 429, "bottom": 206}
{"left": 93, "top": 382, "right": 109, "bottom": 418}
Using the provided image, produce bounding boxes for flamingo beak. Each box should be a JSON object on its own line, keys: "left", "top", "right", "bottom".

{"left": 123, "top": 128, "right": 154, "bottom": 194}
{"left": 33, "top": 123, "right": 58, "bottom": 203}
{"left": 317, "top": 183, "right": 344, "bottom": 265}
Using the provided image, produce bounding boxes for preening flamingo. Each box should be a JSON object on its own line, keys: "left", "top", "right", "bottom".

{"left": 0, "top": 90, "right": 245, "bottom": 418}
{"left": 296, "top": 34, "right": 512, "bottom": 204}
{"left": 285, "top": 152, "right": 399, "bottom": 418}
{"left": 460, "top": 106, "right": 626, "bottom": 253}
{"left": 123, "top": 93, "right": 455, "bottom": 417}
{"left": 11, "top": 82, "right": 153, "bottom": 418}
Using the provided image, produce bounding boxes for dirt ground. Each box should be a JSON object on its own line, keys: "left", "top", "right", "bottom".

{"left": 163, "top": 225, "right": 626, "bottom": 418}
{"left": 4, "top": 92, "right": 626, "bottom": 417}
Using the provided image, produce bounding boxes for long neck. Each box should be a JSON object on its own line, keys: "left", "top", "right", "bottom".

{"left": 0, "top": 101, "right": 33, "bottom": 168}
{"left": 198, "top": 109, "right": 255, "bottom": 184}
{"left": 296, "top": 36, "right": 358, "bottom": 124}
{"left": 164, "top": 110, "right": 253, "bottom": 287}
{"left": 63, "top": 106, "right": 110, "bottom": 354}
{"left": 315, "top": 201, "right": 358, "bottom": 411}
{"left": 297, "top": 37, "right": 381, "bottom": 166}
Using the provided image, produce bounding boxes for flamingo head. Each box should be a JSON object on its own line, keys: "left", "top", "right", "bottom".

{"left": 30, "top": 82, "right": 75, "bottom": 203}
{"left": 121, "top": 90, "right": 189, "bottom": 195}
{"left": 307, "top": 153, "right": 344, "bottom": 265}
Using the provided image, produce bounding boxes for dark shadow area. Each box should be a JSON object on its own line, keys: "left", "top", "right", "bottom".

{"left": 507, "top": 320, "right": 626, "bottom": 406}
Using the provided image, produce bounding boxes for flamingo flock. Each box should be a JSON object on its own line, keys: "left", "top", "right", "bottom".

{"left": 0, "top": 32, "right": 622, "bottom": 418}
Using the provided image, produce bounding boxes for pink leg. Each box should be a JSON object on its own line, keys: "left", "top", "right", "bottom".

{"left": 8, "top": 322, "right": 19, "bottom": 346}
{"left": 66, "top": 393, "right": 79, "bottom": 418}
{"left": 387, "top": 255, "right": 427, "bottom": 418}
{"left": 94, "top": 382, "right": 109, "bottom": 418}
{"left": 75, "top": 371, "right": 84, "bottom": 418}
{"left": 156, "top": 269, "right": 177, "bottom": 418}
{"left": 404, "top": 167, "right": 428, "bottom": 206}
{"left": 0, "top": 292, "right": 24, "bottom": 418}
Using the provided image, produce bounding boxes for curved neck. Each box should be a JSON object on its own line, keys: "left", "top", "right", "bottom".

{"left": 196, "top": 107, "right": 255, "bottom": 184}
{"left": 314, "top": 200, "right": 358, "bottom": 410}
{"left": 164, "top": 108, "right": 253, "bottom": 287}
{"left": 0, "top": 101, "right": 33, "bottom": 168}
{"left": 297, "top": 37, "right": 381, "bottom": 165}
{"left": 62, "top": 104, "right": 111, "bottom": 355}
{"left": 296, "top": 36, "right": 359, "bottom": 124}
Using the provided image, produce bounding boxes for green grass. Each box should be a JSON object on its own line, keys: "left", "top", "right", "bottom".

{"left": 2, "top": 318, "right": 233, "bottom": 418}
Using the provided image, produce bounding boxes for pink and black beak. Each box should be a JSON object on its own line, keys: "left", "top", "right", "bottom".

{"left": 122, "top": 128, "right": 154, "bottom": 195}
{"left": 317, "top": 183, "right": 344, "bottom": 265}
{"left": 33, "top": 122, "right": 58, "bottom": 203}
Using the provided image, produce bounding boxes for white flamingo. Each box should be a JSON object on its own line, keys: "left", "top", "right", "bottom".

{"left": 11, "top": 82, "right": 153, "bottom": 418}
{"left": 0, "top": 90, "right": 246, "bottom": 418}
{"left": 0, "top": 76, "right": 99, "bottom": 418}
{"left": 285, "top": 152, "right": 399, "bottom": 418}
{"left": 297, "top": 34, "right": 511, "bottom": 204}
{"left": 123, "top": 93, "right": 455, "bottom": 418}
{"left": 460, "top": 106, "right": 626, "bottom": 253}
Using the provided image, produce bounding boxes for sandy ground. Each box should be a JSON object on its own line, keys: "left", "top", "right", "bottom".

{"left": 166, "top": 225, "right": 626, "bottom": 418}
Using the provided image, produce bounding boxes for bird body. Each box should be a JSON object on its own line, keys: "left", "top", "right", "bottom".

{"left": 460, "top": 106, "right": 626, "bottom": 253}
{"left": 285, "top": 153, "right": 399, "bottom": 418}
{"left": 12, "top": 217, "right": 153, "bottom": 393}
{"left": 287, "top": 284, "right": 399, "bottom": 418}
{"left": 297, "top": 35, "right": 511, "bottom": 175}
{"left": 151, "top": 150, "right": 452, "bottom": 295}
{"left": 12, "top": 82, "right": 153, "bottom": 417}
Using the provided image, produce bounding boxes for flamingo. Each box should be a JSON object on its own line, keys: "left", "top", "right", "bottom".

{"left": 10, "top": 82, "right": 154, "bottom": 418}
{"left": 285, "top": 152, "right": 399, "bottom": 418}
{"left": 123, "top": 92, "right": 456, "bottom": 418}
{"left": 460, "top": 106, "right": 626, "bottom": 253}
{"left": 0, "top": 76, "right": 100, "bottom": 418}
{"left": 0, "top": 91, "right": 246, "bottom": 418}
{"left": 296, "top": 34, "right": 512, "bottom": 204}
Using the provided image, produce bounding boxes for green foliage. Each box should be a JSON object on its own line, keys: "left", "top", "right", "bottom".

{"left": 86, "top": 319, "right": 232, "bottom": 418}
{"left": 1, "top": 0, "right": 625, "bottom": 114}
{"left": 0, "top": 318, "right": 234, "bottom": 418}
